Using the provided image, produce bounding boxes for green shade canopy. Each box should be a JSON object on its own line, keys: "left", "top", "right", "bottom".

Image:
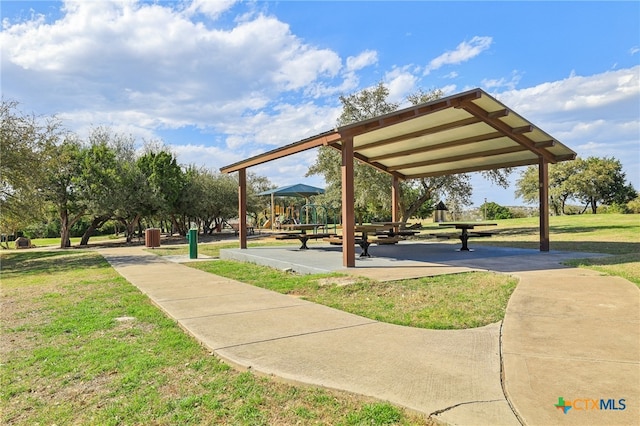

{"left": 257, "top": 183, "right": 325, "bottom": 198}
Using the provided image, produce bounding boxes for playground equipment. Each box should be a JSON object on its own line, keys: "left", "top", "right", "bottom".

{"left": 300, "top": 203, "right": 339, "bottom": 231}
{"left": 257, "top": 183, "right": 325, "bottom": 230}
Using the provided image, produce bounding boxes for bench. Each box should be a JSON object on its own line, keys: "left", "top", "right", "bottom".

{"left": 394, "top": 230, "right": 420, "bottom": 237}
{"left": 322, "top": 236, "right": 365, "bottom": 245}
{"left": 275, "top": 232, "right": 335, "bottom": 249}
{"left": 468, "top": 231, "right": 494, "bottom": 238}
{"left": 428, "top": 233, "right": 458, "bottom": 240}
{"left": 370, "top": 235, "right": 401, "bottom": 245}
{"left": 229, "top": 223, "right": 255, "bottom": 236}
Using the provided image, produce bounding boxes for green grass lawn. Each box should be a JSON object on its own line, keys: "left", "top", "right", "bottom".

{"left": 0, "top": 251, "right": 429, "bottom": 426}
{"left": 188, "top": 261, "right": 517, "bottom": 329}
{"left": 485, "top": 214, "right": 639, "bottom": 285}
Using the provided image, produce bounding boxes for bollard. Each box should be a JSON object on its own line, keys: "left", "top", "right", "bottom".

{"left": 188, "top": 228, "right": 198, "bottom": 259}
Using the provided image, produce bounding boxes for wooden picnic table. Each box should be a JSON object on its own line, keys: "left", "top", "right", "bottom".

{"left": 355, "top": 224, "right": 394, "bottom": 257}
{"left": 276, "top": 224, "right": 333, "bottom": 250}
{"left": 438, "top": 222, "right": 497, "bottom": 251}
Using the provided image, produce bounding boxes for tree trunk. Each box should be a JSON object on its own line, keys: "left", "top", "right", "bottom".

{"left": 591, "top": 198, "right": 598, "bottom": 214}
{"left": 59, "top": 209, "right": 84, "bottom": 248}
{"left": 60, "top": 210, "right": 71, "bottom": 248}
{"left": 401, "top": 190, "right": 432, "bottom": 224}
{"left": 579, "top": 202, "right": 589, "bottom": 215}
{"left": 119, "top": 215, "right": 140, "bottom": 243}
{"left": 80, "top": 215, "right": 110, "bottom": 246}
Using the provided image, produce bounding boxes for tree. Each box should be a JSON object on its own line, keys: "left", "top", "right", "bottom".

{"left": 75, "top": 128, "right": 144, "bottom": 245}
{"left": 480, "top": 201, "right": 513, "bottom": 220}
{"left": 515, "top": 157, "right": 636, "bottom": 214}
{"left": 40, "top": 137, "right": 86, "bottom": 248}
{"left": 112, "top": 156, "right": 154, "bottom": 243}
{"left": 176, "top": 166, "right": 239, "bottom": 235}
{"left": 246, "top": 173, "right": 273, "bottom": 227}
{"left": 0, "top": 100, "right": 61, "bottom": 240}
{"left": 137, "top": 146, "right": 186, "bottom": 232}
{"left": 569, "top": 157, "right": 636, "bottom": 214}
{"left": 516, "top": 161, "right": 577, "bottom": 215}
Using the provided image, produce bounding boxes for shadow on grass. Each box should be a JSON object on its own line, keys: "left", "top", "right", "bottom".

{"left": 1, "top": 251, "right": 107, "bottom": 277}
{"left": 565, "top": 252, "right": 640, "bottom": 266}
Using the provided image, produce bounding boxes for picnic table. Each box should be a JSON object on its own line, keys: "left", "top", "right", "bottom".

{"left": 275, "top": 223, "right": 334, "bottom": 250}
{"left": 355, "top": 224, "right": 395, "bottom": 257}
{"left": 438, "top": 222, "right": 497, "bottom": 251}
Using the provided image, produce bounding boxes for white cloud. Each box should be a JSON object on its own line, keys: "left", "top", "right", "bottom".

{"left": 183, "top": 0, "right": 237, "bottom": 19}
{"left": 384, "top": 67, "right": 418, "bottom": 104}
{"left": 346, "top": 50, "right": 378, "bottom": 72}
{"left": 0, "top": 0, "right": 349, "bottom": 141}
{"left": 494, "top": 66, "right": 640, "bottom": 186}
{"left": 481, "top": 71, "right": 522, "bottom": 91}
{"left": 494, "top": 66, "right": 640, "bottom": 119}
{"left": 425, "top": 36, "right": 493, "bottom": 75}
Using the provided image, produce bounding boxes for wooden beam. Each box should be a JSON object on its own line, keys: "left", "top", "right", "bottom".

{"left": 405, "top": 158, "right": 540, "bottom": 179}
{"left": 487, "top": 109, "right": 509, "bottom": 119}
{"left": 341, "top": 136, "right": 355, "bottom": 267}
{"left": 539, "top": 158, "right": 550, "bottom": 251}
{"left": 220, "top": 131, "right": 341, "bottom": 173}
{"left": 238, "top": 168, "right": 247, "bottom": 249}
{"left": 512, "top": 125, "right": 534, "bottom": 134}
{"left": 534, "top": 140, "right": 555, "bottom": 148}
{"left": 392, "top": 176, "right": 400, "bottom": 222}
{"left": 368, "top": 131, "right": 503, "bottom": 162}
{"left": 387, "top": 145, "right": 527, "bottom": 172}
{"left": 458, "top": 101, "right": 557, "bottom": 163}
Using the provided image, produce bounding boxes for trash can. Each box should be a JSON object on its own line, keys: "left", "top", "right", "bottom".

{"left": 145, "top": 228, "right": 161, "bottom": 248}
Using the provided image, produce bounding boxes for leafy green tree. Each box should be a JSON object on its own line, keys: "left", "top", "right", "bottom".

{"left": 176, "top": 166, "right": 239, "bottom": 235}
{"left": 40, "top": 137, "right": 86, "bottom": 248}
{"left": 569, "top": 157, "right": 635, "bottom": 214}
{"left": 76, "top": 128, "right": 129, "bottom": 245}
{"left": 516, "top": 156, "right": 635, "bottom": 215}
{"left": 137, "top": 146, "right": 186, "bottom": 230}
{"left": 0, "top": 100, "right": 61, "bottom": 240}
{"left": 627, "top": 192, "right": 640, "bottom": 214}
{"left": 516, "top": 161, "right": 577, "bottom": 215}
{"left": 112, "top": 156, "right": 155, "bottom": 243}
{"left": 480, "top": 201, "right": 513, "bottom": 220}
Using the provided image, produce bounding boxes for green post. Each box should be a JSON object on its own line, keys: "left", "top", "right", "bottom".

{"left": 188, "top": 228, "right": 198, "bottom": 259}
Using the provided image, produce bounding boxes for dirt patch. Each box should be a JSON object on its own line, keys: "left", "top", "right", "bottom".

{"left": 318, "top": 276, "right": 359, "bottom": 287}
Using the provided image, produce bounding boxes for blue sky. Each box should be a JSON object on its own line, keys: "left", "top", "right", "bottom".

{"left": 2, "top": 1, "right": 639, "bottom": 208}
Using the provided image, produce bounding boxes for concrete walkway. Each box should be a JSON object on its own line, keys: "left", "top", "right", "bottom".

{"left": 98, "top": 246, "right": 639, "bottom": 425}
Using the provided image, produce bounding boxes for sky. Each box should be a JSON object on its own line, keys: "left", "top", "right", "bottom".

{"left": 2, "top": 0, "right": 639, "bottom": 208}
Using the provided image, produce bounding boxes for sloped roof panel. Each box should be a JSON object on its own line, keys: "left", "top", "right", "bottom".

{"left": 220, "top": 88, "right": 576, "bottom": 178}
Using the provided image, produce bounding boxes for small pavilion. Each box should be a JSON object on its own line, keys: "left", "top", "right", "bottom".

{"left": 221, "top": 88, "right": 576, "bottom": 268}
